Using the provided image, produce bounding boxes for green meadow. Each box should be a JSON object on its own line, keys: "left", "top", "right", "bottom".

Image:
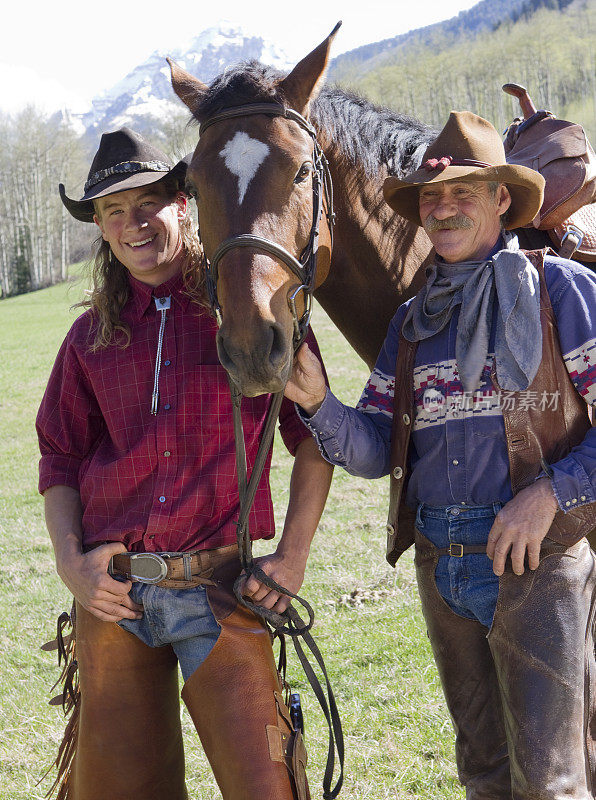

{"left": 0, "top": 276, "right": 462, "bottom": 799}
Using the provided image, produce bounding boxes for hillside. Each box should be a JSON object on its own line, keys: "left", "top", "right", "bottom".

{"left": 329, "top": 0, "right": 540, "bottom": 81}
{"left": 331, "top": 0, "right": 595, "bottom": 140}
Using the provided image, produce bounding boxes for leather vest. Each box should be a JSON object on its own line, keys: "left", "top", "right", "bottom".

{"left": 386, "top": 249, "right": 596, "bottom": 566}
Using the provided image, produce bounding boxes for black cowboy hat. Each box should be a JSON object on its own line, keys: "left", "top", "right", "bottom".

{"left": 59, "top": 127, "right": 190, "bottom": 223}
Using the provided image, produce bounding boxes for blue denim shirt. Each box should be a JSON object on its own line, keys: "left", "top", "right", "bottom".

{"left": 301, "top": 254, "right": 596, "bottom": 512}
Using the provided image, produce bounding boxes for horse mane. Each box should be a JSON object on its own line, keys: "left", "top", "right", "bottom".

{"left": 191, "top": 61, "right": 436, "bottom": 179}
{"left": 311, "top": 87, "right": 436, "bottom": 179}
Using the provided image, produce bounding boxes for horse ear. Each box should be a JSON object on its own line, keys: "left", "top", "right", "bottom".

{"left": 279, "top": 22, "right": 341, "bottom": 115}
{"left": 167, "top": 57, "right": 208, "bottom": 117}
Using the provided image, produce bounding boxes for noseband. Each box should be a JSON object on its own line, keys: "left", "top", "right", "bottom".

{"left": 197, "top": 103, "right": 335, "bottom": 344}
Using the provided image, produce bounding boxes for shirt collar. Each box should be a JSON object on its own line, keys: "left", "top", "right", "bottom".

{"left": 128, "top": 270, "right": 192, "bottom": 320}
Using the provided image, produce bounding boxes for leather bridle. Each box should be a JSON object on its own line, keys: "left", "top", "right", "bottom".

{"left": 193, "top": 103, "right": 343, "bottom": 799}
{"left": 197, "top": 102, "right": 335, "bottom": 345}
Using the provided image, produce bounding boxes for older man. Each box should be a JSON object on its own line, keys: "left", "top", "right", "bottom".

{"left": 37, "top": 127, "right": 331, "bottom": 800}
{"left": 286, "top": 111, "right": 596, "bottom": 798}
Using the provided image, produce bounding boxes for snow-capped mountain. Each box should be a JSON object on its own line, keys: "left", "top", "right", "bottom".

{"left": 80, "top": 24, "right": 294, "bottom": 142}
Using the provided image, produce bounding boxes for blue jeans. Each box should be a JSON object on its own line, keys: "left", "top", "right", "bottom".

{"left": 415, "top": 503, "right": 501, "bottom": 628}
{"left": 118, "top": 583, "right": 220, "bottom": 680}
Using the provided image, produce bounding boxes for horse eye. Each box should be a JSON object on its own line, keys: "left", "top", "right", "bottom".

{"left": 294, "top": 163, "right": 312, "bottom": 184}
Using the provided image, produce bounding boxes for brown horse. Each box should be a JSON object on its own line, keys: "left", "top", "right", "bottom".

{"left": 169, "top": 26, "right": 435, "bottom": 395}
{"left": 169, "top": 27, "right": 573, "bottom": 396}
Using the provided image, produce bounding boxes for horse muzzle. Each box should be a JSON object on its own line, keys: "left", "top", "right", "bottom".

{"left": 216, "top": 321, "right": 293, "bottom": 397}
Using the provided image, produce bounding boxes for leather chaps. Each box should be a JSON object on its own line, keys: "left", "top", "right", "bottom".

{"left": 181, "top": 556, "right": 309, "bottom": 800}
{"left": 415, "top": 530, "right": 596, "bottom": 800}
{"left": 52, "top": 555, "right": 307, "bottom": 800}
{"left": 62, "top": 602, "right": 187, "bottom": 800}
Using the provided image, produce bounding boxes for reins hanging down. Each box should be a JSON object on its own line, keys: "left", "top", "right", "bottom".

{"left": 228, "top": 380, "right": 344, "bottom": 800}
{"left": 199, "top": 102, "right": 343, "bottom": 799}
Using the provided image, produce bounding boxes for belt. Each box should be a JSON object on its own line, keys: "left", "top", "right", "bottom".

{"left": 435, "top": 543, "right": 487, "bottom": 558}
{"left": 414, "top": 531, "right": 488, "bottom": 562}
{"left": 419, "top": 539, "right": 567, "bottom": 561}
{"left": 109, "top": 543, "right": 239, "bottom": 588}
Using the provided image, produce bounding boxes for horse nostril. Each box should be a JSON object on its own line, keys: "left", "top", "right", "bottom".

{"left": 216, "top": 324, "right": 289, "bottom": 381}
{"left": 268, "top": 323, "right": 287, "bottom": 370}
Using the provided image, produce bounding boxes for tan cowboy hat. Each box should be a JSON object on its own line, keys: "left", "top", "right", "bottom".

{"left": 59, "top": 128, "right": 190, "bottom": 223}
{"left": 383, "top": 111, "right": 545, "bottom": 230}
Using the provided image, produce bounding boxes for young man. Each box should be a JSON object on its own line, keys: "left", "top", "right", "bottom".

{"left": 38, "top": 127, "right": 332, "bottom": 800}
{"left": 286, "top": 112, "right": 596, "bottom": 798}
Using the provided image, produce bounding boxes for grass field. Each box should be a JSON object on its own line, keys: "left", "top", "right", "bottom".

{"left": 0, "top": 275, "right": 463, "bottom": 799}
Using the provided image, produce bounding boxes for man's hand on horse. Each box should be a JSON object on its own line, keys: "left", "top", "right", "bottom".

{"left": 59, "top": 543, "right": 144, "bottom": 623}
{"left": 284, "top": 342, "right": 327, "bottom": 416}
{"left": 486, "top": 478, "right": 559, "bottom": 576}
{"left": 240, "top": 550, "right": 307, "bottom": 614}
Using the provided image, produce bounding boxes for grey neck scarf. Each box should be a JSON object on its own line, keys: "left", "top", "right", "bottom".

{"left": 402, "top": 232, "right": 542, "bottom": 393}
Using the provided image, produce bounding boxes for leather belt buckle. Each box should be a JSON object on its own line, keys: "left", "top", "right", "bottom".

{"left": 448, "top": 543, "right": 464, "bottom": 558}
{"left": 128, "top": 553, "right": 168, "bottom": 584}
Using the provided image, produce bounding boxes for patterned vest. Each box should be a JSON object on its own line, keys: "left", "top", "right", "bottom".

{"left": 386, "top": 249, "right": 595, "bottom": 566}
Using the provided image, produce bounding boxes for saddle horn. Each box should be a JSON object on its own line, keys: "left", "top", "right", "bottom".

{"left": 502, "top": 83, "right": 537, "bottom": 120}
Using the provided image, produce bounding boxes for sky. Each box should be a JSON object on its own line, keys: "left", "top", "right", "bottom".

{"left": 2, "top": 0, "right": 479, "bottom": 115}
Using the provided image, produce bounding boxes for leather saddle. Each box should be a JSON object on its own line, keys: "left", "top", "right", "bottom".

{"left": 503, "top": 83, "right": 596, "bottom": 261}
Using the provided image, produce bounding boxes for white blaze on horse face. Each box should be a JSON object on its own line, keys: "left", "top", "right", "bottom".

{"left": 219, "top": 132, "right": 270, "bottom": 205}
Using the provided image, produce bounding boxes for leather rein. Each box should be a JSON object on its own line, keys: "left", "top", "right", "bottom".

{"left": 197, "top": 103, "right": 343, "bottom": 799}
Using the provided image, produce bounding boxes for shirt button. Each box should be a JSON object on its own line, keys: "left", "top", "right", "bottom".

{"left": 164, "top": 360, "right": 171, "bottom": 366}
{"left": 452, "top": 459, "right": 459, "bottom": 466}
{"left": 164, "top": 451, "right": 171, "bottom": 457}
{"left": 164, "top": 404, "right": 171, "bottom": 410}
{"left": 571, "top": 498, "right": 577, "bottom": 504}
{"left": 565, "top": 501, "right": 571, "bottom": 507}
{"left": 159, "top": 496, "right": 166, "bottom": 503}
{"left": 450, "top": 507, "right": 460, "bottom": 516}
{"left": 581, "top": 496, "right": 586, "bottom": 501}
{"left": 392, "top": 466, "right": 403, "bottom": 480}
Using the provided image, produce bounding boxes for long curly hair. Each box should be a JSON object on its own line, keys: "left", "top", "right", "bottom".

{"left": 77, "top": 177, "right": 208, "bottom": 350}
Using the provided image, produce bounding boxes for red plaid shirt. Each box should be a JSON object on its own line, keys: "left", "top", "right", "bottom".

{"left": 37, "top": 272, "right": 315, "bottom": 553}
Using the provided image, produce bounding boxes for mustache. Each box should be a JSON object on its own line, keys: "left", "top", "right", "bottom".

{"left": 423, "top": 213, "right": 474, "bottom": 232}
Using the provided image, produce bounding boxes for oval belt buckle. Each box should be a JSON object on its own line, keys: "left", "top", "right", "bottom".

{"left": 129, "top": 553, "right": 169, "bottom": 584}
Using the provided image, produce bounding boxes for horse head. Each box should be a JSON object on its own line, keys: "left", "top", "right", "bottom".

{"left": 169, "top": 25, "right": 340, "bottom": 396}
